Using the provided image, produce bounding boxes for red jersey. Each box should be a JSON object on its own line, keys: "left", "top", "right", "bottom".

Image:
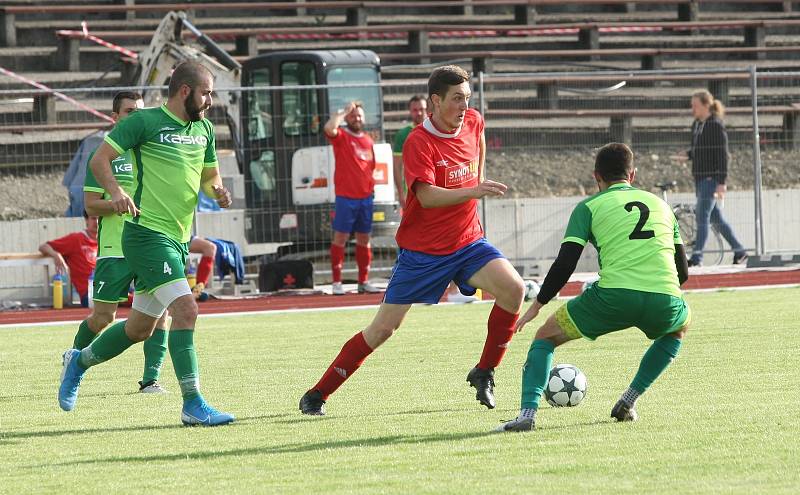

{"left": 395, "top": 108, "right": 484, "bottom": 254}
{"left": 327, "top": 127, "right": 375, "bottom": 199}
{"left": 47, "top": 231, "right": 97, "bottom": 298}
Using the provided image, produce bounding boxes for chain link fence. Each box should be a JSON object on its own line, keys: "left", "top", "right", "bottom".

{"left": 2, "top": 67, "right": 799, "bottom": 299}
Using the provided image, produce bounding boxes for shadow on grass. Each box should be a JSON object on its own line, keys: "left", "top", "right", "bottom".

{"left": 45, "top": 430, "right": 498, "bottom": 466}
{"left": 5, "top": 413, "right": 292, "bottom": 440}
{"left": 274, "top": 406, "right": 469, "bottom": 425}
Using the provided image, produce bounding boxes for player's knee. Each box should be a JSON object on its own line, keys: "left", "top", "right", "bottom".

{"left": 88, "top": 310, "right": 115, "bottom": 332}
{"left": 670, "top": 325, "right": 688, "bottom": 340}
{"left": 170, "top": 297, "right": 199, "bottom": 327}
{"left": 496, "top": 277, "right": 525, "bottom": 312}
{"left": 364, "top": 323, "right": 396, "bottom": 346}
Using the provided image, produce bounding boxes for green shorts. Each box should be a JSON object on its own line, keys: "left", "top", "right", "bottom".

{"left": 92, "top": 257, "right": 134, "bottom": 303}
{"left": 122, "top": 222, "right": 189, "bottom": 294}
{"left": 556, "top": 283, "right": 691, "bottom": 341}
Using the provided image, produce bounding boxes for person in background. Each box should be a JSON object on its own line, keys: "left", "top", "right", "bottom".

{"left": 63, "top": 131, "right": 107, "bottom": 217}
{"left": 38, "top": 211, "right": 98, "bottom": 307}
{"left": 672, "top": 90, "right": 747, "bottom": 267}
{"left": 325, "top": 101, "right": 382, "bottom": 296}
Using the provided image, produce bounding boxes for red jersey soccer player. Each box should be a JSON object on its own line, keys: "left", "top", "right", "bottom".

{"left": 325, "top": 101, "right": 382, "bottom": 296}
{"left": 38, "top": 211, "right": 99, "bottom": 307}
{"left": 300, "top": 66, "right": 525, "bottom": 416}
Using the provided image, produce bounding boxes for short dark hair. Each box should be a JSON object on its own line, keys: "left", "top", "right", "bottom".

{"left": 112, "top": 91, "right": 142, "bottom": 114}
{"left": 594, "top": 143, "right": 634, "bottom": 182}
{"left": 408, "top": 94, "right": 427, "bottom": 106}
{"left": 427, "top": 65, "right": 470, "bottom": 101}
{"left": 168, "top": 61, "right": 213, "bottom": 97}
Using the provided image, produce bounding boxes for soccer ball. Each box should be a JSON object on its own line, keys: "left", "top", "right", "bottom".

{"left": 544, "top": 364, "right": 587, "bottom": 407}
{"left": 524, "top": 280, "right": 541, "bottom": 302}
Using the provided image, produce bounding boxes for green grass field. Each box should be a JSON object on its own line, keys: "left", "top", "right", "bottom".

{"left": 1, "top": 287, "right": 798, "bottom": 494}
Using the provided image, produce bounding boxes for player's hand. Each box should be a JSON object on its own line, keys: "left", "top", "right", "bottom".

{"left": 515, "top": 300, "right": 543, "bottom": 333}
{"left": 714, "top": 183, "right": 726, "bottom": 200}
{"left": 396, "top": 188, "right": 405, "bottom": 209}
{"left": 474, "top": 180, "right": 507, "bottom": 198}
{"left": 110, "top": 189, "right": 139, "bottom": 216}
{"left": 54, "top": 256, "right": 69, "bottom": 276}
{"left": 212, "top": 184, "right": 232, "bottom": 208}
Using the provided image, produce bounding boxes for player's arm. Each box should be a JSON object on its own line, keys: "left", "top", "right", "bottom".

{"left": 516, "top": 203, "right": 591, "bottom": 332}
{"left": 90, "top": 143, "right": 138, "bottom": 216}
{"left": 413, "top": 180, "right": 507, "bottom": 208}
{"left": 200, "top": 167, "right": 232, "bottom": 208}
{"left": 478, "top": 131, "right": 486, "bottom": 182}
{"left": 38, "top": 241, "right": 68, "bottom": 276}
{"left": 674, "top": 244, "right": 689, "bottom": 285}
{"left": 324, "top": 101, "right": 355, "bottom": 138}
{"left": 393, "top": 152, "right": 405, "bottom": 208}
{"left": 84, "top": 191, "right": 116, "bottom": 217}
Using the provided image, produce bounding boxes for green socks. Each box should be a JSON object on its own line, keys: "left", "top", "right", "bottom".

{"left": 78, "top": 320, "right": 136, "bottom": 369}
{"left": 630, "top": 335, "right": 682, "bottom": 395}
{"left": 142, "top": 328, "right": 168, "bottom": 383}
{"left": 72, "top": 320, "right": 98, "bottom": 350}
{"left": 169, "top": 329, "right": 201, "bottom": 401}
{"left": 520, "top": 339, "right": 555, "bottom": 410}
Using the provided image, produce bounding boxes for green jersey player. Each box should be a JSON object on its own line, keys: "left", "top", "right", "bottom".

{"left": 75, "top": 91, "right": 170, "bottom": 394}
{"left": 59, "top": 61, "right": 234, "bottom": 426}
{"left": 496, "top": 143, "right": 691, "bottom": 432}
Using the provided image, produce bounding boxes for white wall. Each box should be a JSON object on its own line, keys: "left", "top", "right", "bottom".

{"left": 2, "top": 191, "right": 800, "bottom": 302}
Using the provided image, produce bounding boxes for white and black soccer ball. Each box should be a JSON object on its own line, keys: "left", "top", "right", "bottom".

{"left": 544, "top": 364, "right": 587, "bottom": 407}
{"left": 524, "top": 280, "right": 541, "bottom": 302}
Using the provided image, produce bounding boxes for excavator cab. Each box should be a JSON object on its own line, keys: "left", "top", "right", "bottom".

{"left": 241, "top": 50, "right": 399, "bottom": 245}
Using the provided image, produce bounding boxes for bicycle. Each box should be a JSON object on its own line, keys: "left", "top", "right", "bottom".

{"left": 656, "top": 181, "right": 724, "bottom": 266}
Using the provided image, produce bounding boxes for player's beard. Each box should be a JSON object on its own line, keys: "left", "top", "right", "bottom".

{"left": 347, "top": 120, "right": 363, "bottom": 133}
{"left": 184, "top": 90, "right": 208, "bottom": 121}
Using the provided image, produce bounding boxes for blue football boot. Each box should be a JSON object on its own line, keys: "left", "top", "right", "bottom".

{"left": 58, "top": 349, "right": 86, "bottom": 411}
{"left": 181, "top": 397, "right": 235, "bottom": 426}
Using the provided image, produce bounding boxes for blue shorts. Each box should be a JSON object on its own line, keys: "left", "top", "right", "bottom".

{"left": 384, "top": 238, "right": 504, "bottom": 304}
{"left": 332, "top": 195, "right": 373, "bottom": 234}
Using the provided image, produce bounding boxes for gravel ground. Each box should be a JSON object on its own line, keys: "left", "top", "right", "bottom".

{"left": 2, "top": 147, "right": 799, "bottom": 221}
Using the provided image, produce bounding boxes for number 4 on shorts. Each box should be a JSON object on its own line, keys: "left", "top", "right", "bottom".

{"left": 163, "top": 262, "right": 172, "bottom": 275}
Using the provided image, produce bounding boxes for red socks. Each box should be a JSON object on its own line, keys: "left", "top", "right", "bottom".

{"left": 313, "top": 332, "right": 373, "bottom": 399}
{"left": 478, "top": 304, "right": 519, "bottom": 369}
{"left": 330, "top": 244, "right": 345, "bottom": 283}
{"left": 355, "top": 244, "right": 372, "bottom": 284}
{"left": 196, "top": 256, "right": 214, "bottom": 286}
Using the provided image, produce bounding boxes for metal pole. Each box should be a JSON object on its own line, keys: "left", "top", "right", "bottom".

{"left": 749, "top": 65, "right": 766, "bottom": 256}
{"left": 478, "top": 71, "right": 487, "bottom": 231}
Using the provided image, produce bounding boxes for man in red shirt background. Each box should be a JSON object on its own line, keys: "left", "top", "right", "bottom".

{"left": 300, "top": 65, "right": 525, "bottom": 416}
{"left": 325, "top": 101, "right": 382, "bottom": 295}
{"left": 38, "top": 211, "right": 99, "bottom": 307}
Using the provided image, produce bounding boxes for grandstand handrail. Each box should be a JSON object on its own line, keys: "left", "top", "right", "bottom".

{"left": 53, "top": 19, "right": 800, "bottom": 40}
{"left": 0, "top": 122, "right": 112, "bottom": 133}
{"left": 379, "top": 45, "right": 800, "bottom": 59}
{"left": 482, "top": 105, "right": 800, "bottom": 119}
{"left": 3, "top": 0, "right": 795, "bottom": 15}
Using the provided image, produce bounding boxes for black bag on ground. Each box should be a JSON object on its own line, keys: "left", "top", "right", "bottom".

{"left": 258, "top": 260, "right": 314, "bottom": 292}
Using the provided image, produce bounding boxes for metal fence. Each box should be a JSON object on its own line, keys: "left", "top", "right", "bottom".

{"left": 2, "top": 67, "right": 800, "bottom": 300}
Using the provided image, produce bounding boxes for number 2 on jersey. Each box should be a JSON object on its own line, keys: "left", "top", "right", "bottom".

{"left": 624, "top": 201, "right": 655, "bottom": 240}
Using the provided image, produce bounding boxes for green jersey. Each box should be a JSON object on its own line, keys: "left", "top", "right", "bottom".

{"left": 104, "top": 105, "right": 218, "bottom": 243}
{"left": 563, "top": 183, "right": 683, "bottom": 297}
{"left": 84, "top": 149, "right": 135, "bottom": 258}
{"left": 392, "top": 124, "right": 414, "bottom": 155}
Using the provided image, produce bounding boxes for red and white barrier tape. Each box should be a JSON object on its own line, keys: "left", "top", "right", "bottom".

{"left": 56, "top": 21, "right": 139, "bottom": 60}
{"left": 0, "top": 66, "right": 114, "bottom": 124}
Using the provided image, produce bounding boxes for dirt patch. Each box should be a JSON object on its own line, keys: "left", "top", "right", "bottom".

{"left": 3, "top": 147, "right": 800, "bottom": 220}
{"left": 487, "top": 147, "right": 800, "bottom": 197}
